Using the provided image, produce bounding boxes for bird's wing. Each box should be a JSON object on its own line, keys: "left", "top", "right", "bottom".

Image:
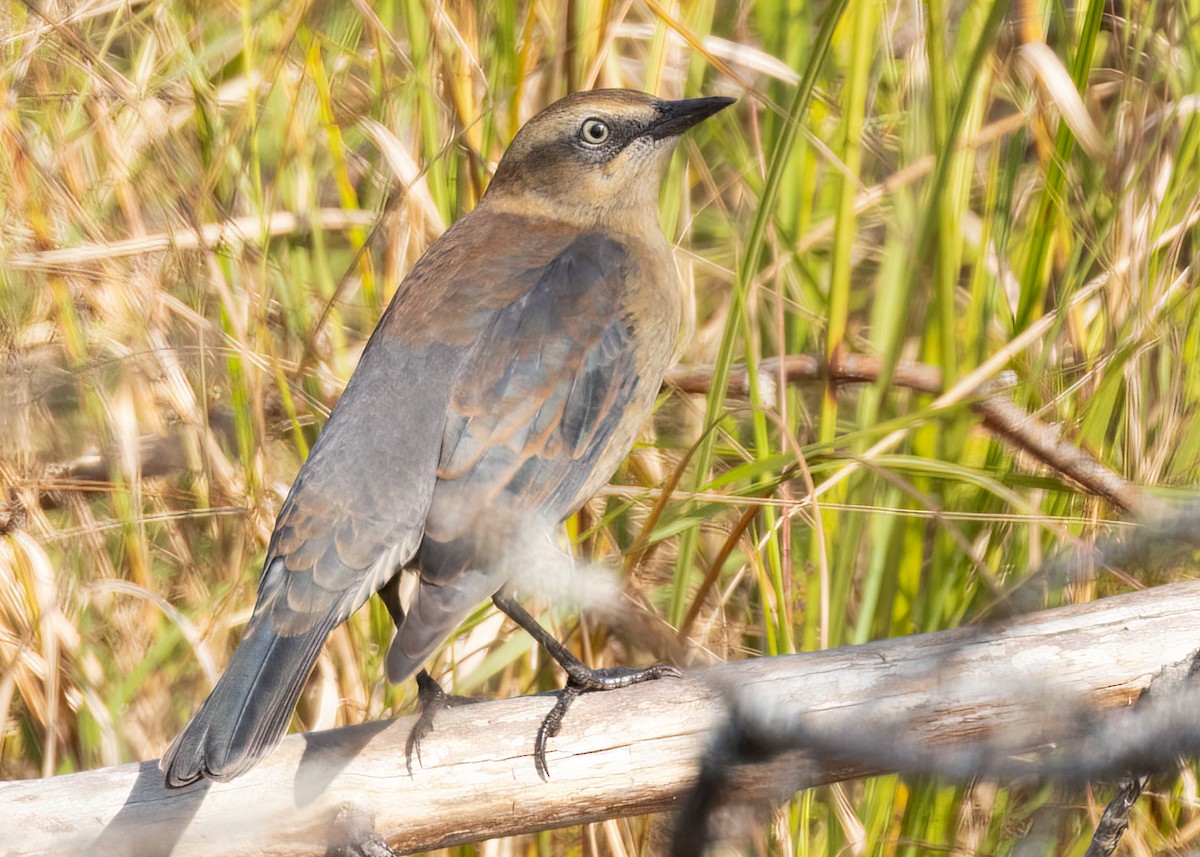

{"left": 386, "top": 231, "right": 646, "bottom": 680}
{"left": 164, "top": 211, "right": 585, "bottom": 783}
{"left": 422, "top": 231, "right": 643, "bottom": 561}
{"left": 260, "top": 337, "right": 461, "bottom": 636}
{"left": 251, "top": 210, "right": 587, "bottom": 639}
{"left": 260, "top": 212, "right": 593, "bottom": 633}
{"left": 162, "top": 335, "right": 459, "bottom": 785}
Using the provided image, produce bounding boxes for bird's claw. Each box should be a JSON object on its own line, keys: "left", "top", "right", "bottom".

{"left": 405, "top": 670, "right": 479, "bottom": 776}
{"left": 566, "top": 662, "right": 683, "bottom": 690}
{"left": 534, "top": 684, "right": 583, "bottom": 781}
{"left": 534, "top": 663, "right": 681, "bottom": 781}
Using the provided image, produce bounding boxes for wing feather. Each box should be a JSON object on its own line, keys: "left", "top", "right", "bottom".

{"left": 164, "top": 208, "right": 597, "bottom": 784}
{"left": 421, "top": 233, "right": 641, "bottom": 560}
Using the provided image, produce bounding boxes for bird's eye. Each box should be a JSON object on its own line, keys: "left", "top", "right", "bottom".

{"left": 579, "top": 118, "right": 611, "bottom": 145}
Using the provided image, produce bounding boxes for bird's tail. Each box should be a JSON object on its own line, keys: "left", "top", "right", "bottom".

{"left": 161, "top": 607, "right": 335, "bottom": 788}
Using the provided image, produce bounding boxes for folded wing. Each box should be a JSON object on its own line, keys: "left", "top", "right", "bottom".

{"left": 388, "top": 233, "right": 645, "bottom": 680}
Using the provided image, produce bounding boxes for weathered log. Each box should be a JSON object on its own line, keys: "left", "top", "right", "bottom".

{"left": 4, "top": 582, "right": 1200, "bottom": 857}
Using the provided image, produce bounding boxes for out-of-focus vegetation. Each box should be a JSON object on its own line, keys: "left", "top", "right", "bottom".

{"left": 2, "top": 0, "right": 1199, "bottom": 853}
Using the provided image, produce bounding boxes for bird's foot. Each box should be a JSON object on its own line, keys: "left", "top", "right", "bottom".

{"left": 405, "top": 669, "right": 479, "bottom": 775}
{"left": 490, "top": 593, "right": 683, "bottom": 780}
{"left": 534, "top": 662, "right": 682, "bottom": 781}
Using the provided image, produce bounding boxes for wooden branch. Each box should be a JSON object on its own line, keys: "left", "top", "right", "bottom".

{"left": 665, "top": 353, "right": 1147, "bottom": 513}
{"left": 5, "top": 582, "right": 1200, "bottom": 856}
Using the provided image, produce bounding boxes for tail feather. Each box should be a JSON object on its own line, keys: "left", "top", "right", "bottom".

{"left": 161, "top": 612, "right": 335, "bottom": 788}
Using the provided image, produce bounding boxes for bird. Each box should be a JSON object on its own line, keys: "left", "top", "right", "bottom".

{"left": 161, "top": 88, "right": 734, "bottom": 788}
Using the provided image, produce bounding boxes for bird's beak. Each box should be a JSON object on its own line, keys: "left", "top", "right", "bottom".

{"left": 646, "top": 95, "right": 736, "bottom": 140}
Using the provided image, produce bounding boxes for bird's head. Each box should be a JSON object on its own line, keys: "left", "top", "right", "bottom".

{"left": 484, "top": 89, "right": 734, "bottom": 229}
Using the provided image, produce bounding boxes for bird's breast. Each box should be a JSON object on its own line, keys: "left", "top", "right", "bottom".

{"left": 620, "top": 232, "right": 683, "bottom": 377}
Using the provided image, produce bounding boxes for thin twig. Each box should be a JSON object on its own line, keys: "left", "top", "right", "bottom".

{"left": 1084, "top": 776, "right": 1149, "bottom": 857}
{"left": 665, "top": 352, "right": 1146, "bottom": 513}
{"left": 26, "top": 351, "right": 1144, "bottom": 521}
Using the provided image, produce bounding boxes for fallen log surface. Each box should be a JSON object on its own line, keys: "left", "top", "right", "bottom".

{"left": 4, "top": 582, "right": 1200, "bottom": 857}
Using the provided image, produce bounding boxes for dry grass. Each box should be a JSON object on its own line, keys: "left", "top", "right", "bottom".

{"left": 2, "top": 0, "right": 1199, "bottom": 853}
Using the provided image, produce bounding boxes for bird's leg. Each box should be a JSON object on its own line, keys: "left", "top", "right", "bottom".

{"left": 492, "top": 593, "right": 682, "bottom": 779}
{"left": 492, "top": 593, "right": 682, "bottom": 689}
{"left": 378, "top": 576, "right": 478, "bottom": 775}
{"left": 404, "top": 669, "right": 481, "bottom": 774}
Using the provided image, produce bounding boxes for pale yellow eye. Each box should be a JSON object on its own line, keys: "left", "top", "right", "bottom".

{"left": 579, "top": 118, "right": 610, "bottom": 145}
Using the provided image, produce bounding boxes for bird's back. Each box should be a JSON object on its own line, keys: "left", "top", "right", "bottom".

{"left": 384, "top": 204, "right": 682, "bottom": 680}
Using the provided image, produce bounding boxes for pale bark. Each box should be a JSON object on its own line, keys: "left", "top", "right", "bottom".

{"left": 3, "top": 582, "right": 1199, "bottom": 857}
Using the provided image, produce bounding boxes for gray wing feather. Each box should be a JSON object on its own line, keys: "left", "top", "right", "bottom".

{"left": 385, "top": 235, "right": 642, "bottom": 682}
{"left": 162, "top": 337, "right": 458, "bottom": 785}
{"left": 429, "top": 233, "right": 639, "bottom": 540}
{"left": 265, "top": 338, "right": 460, "bottom": 633}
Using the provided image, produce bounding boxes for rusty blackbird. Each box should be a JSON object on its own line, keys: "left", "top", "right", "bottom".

{"left": 162, "top": 89, "right": 733, "bottom": 787}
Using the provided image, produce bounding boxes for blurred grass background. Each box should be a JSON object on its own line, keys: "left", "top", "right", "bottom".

{"left": 3, "top": 0, "right": 1200, "bottom": 853}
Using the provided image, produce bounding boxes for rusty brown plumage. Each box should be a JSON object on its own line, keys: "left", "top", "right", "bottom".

{"left": 161, "top": 89, "right": 733, "bottom": 788}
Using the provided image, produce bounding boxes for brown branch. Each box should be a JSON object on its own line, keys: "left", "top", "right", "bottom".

{"left": 664, "top": 353, "right": 1146, "bottom": 513}
{"left": 3, "top": 582, "right": 1200, "bottom": 856}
